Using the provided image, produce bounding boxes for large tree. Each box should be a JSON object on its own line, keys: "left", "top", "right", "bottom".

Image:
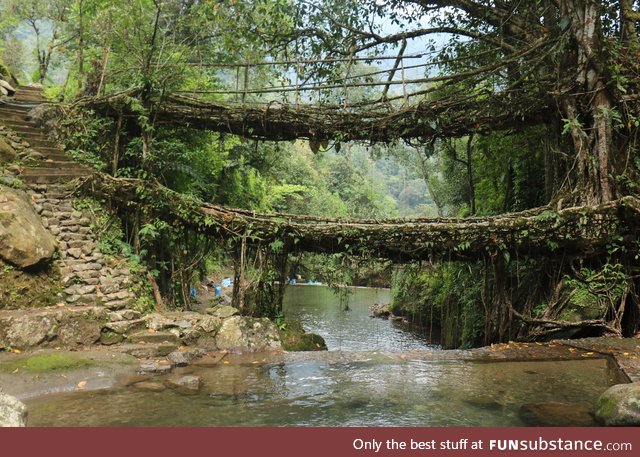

{"left": 254, "top": 0, "right": 640, "bottom": 205}
{"left": 96, "top": 0, "right": 637, "bottom": 207}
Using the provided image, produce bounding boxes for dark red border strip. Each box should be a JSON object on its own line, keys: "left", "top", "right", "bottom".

{"left": 1, "top": 427, "right": 638, "bottom": 457}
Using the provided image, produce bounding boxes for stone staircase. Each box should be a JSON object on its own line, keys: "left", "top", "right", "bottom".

{"left": 0, "top": 86, "right": 91, "bottom": 184}
{"left": 1, "top": 87, "right": 137, "bottom": 310}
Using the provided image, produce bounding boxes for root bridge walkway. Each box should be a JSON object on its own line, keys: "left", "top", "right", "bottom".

{"left": 85, "top": 174, "right": 640, "bottom": 263}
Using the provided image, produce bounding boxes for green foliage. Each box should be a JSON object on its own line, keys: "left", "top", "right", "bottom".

{"left": 562, "top": 263, "right": 627, "bottom": 321}
{"left": 59, "top": 109, "right": 112, "bottom": 171}
{"left": 73, "top": 198, "right": 126, "bottom": 256}
{"left": 391, "top": 262, "right": 484, "bottom": 348}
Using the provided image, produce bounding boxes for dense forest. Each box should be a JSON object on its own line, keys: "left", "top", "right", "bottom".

{"left": 1, "top": 0, "right": 640, "bottom": 348}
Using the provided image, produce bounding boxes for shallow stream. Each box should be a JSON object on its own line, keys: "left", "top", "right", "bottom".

{"left": 24, "top": 286, "right": 621, "bottom": 426}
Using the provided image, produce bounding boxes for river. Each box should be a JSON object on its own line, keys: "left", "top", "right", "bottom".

{"left": 24, "top": 286, "right": 621, "bottom": 426}
{"left": 282, "top": 285, "right": 436, "bottom": 351}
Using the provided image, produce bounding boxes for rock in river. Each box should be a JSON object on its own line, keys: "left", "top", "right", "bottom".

{"left": 0, "top": 391, "right": 27, "bottom": 427}
{"left": 166, "top": 375, "right": 201, "bottom": 394}
{"left": 215, "top": 316, "right": 281, "bottom": 353}
{"left": 519, "top": 402, "right": 594, "bottom": 426}
{"left": 596, "top": 382, "right": 640, "bottom": 426}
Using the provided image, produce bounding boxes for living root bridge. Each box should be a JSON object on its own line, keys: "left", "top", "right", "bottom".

{"left": 82, "top": 174, "right": 640, "bottom": 262}
{"left": 76, "top": 89, "right": 547, "bottom": 143}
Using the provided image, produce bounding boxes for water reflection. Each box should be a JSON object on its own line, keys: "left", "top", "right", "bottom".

{"left": 26, "top": 358, "right": 615, "bottom": 426}
{"left": 283, "top": 285, "right": 436, "bottom": 351}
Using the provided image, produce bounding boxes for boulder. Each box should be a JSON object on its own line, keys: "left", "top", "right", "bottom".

{"left": 127, "top": 330, "right": 179, "bottom": 345}
{"left": 596, "top": 383, "right": 640, "bottom": 426}
{"left": 370, "top": 303, "right": 391, "bottom": 319}
{"left": 278, "top": 318, "right": 327, "bottom": 351}
{"left": 137, "top": 359, "right": 172, "bottom": 374}
{"left": 197, "top": 316, "right": 222, "bottom": 334}
{"left": 0, "top": 138, "right": 17, "bottom": 163}
{"left": 0, "top": 391, "right": 27, "bottom": 427}
{"left": 0, "top": 185, "right": 57, "bottom": 268}
{"left": 0, "top": 307, "right": 105, "bottom": 349}
{"left": 119, "top": 343, "right": 178, "bottom": 359}
{"left": 104, "top": 318, "right": 147, "bottom": 335}
{"left": 0, "top": 79, "right": 15, "bottom": 96}
{"left": 207, "top": 304, "right": 239, "bottom": 319}
{"left": 215, "top": 316, "right": 282, "bottom": 353}
{"left": 99, "top": 329, "right": 124, "bottom": 345}
{"left": 167, "top": 348, "right": 206, "bottom": 367}
{"left": 56, "top": 315, "right": 102, "bottom": 347}
{"left": 166, "top": 375, "right": 201, "bottom": 395}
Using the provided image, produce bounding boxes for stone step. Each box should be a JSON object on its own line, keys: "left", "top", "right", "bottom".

{"left": 14, "top": 87, "right": 44, "bottom": 93}
{"left": 9, "top": 97, "right": 44, "bottom": 104}
{"left": 0, "top": 112, "right": 32, "bottom": 123}
{"left": 0, "top": 105, "right": 36, "bottom": 114}
{"left": 126, "top": 331, "right": 180, "bottom": 345}
{"left": 14, "top": 88, "right": 45, "bottom": 93}
{"left": 29, "top": 183, "right": 71, "bottom": 192}
{"left": 3, "top": 98, "right": 43, "bottom": 105}
{"left": 22, "top": 138, "right": 59, "bottom": 149}
{"left": 14, "top": 93, "right": 44, "bottom": 100}
{"left": 14, "top": 127, "right": 47, "bottom": 136}
{"left": 0, "top": 111, "right": 32, "bottom": 121}
{"left": 6, "top": 125, "right": 45, "bottom": 136}
{"left": 23, "top": 167, "right": 90, "bottom": 176}
{"left": 65, "top": 291, "right": 100, "bottom": 302}
{"left": 38, "top": 160, "right": 88, "bottom": 170}
{"left": 39, "top": 150, "right": 68, "bottom": 160}
{"left": 22, "top": 170, "right": 91, "bottom": 184}
{"left": 0, "top": 118, "right": 38, "bottom": 128}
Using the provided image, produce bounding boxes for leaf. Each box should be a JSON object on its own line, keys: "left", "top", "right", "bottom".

{"left": 77, "top": 381, "right": 87, "bottom": 389}
{"left": 309, "top": 140, "right": 320, "bottom": 154}
{"left": 502, "top": 251, "right": 511, "bottom": 264}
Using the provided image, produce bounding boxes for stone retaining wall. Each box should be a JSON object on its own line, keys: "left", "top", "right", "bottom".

{"left": 28, "top": 184, "right": 137, "bottom": 309}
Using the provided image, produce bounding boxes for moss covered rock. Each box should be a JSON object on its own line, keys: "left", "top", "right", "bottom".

{"left": 0, "top": 352, "right": 94, "bottom": 373}
{"left": 278, "top": 319, "right": 327, "bottom": 351}
{"left": 596, "top": 383, "right": 640, "bottom": 426}
{"left": 215, "top": 316, "right": 281, "bottom": 353}
{"left": 0, "top": 260, "right": 63, "bottom": 310}
{"left": 0, "top": 307, "right": 106, "bottom": 349}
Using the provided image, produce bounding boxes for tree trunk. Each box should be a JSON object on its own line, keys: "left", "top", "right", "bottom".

{"left": 77, "top": 0, "right": 85, "bottom": 88}
{"left": 465, "top": 134, "right": 476, "bottom": 215}
{"left": 543, "top": 115, "right": 563, "bottom": 202}
{"left": 620, "top": 0, "right": 640, "bottom": 45}
{"left": 560, "top": 0, "right": 617, "bottom": 204}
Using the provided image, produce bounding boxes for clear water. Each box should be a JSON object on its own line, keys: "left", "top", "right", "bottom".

{"left": 24, "top": 286, "right": 621, "bottom": 426}
{"left": 282, "top": 285, "right": 437, "bottom": 351}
